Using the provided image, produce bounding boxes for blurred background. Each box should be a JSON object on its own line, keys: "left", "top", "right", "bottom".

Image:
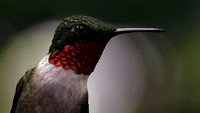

{"left": 0, "top": 0, "right": 200, "bottom": 113}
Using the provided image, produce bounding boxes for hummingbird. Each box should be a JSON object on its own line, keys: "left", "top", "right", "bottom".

{"left": 10, "top": 15, "right": 164, "bottom": 113}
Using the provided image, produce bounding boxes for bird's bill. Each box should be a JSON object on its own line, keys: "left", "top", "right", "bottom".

{"left": 115, "top": 28, "right": 165, "bottom": 34}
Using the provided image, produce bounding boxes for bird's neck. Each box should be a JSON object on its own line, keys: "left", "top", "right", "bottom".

{"left": 49, "top": 40, "right": 106, "bottom": 75}
{"left": 35, "top": 55, "right": 89, "bottom": 113}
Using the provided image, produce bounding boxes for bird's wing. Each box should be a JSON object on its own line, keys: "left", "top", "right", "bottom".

{"left": 10, "top": 68, "right": 35, "bottom": 113}
{"left": 10, "top": 75, "right": 25, "bottom": 113}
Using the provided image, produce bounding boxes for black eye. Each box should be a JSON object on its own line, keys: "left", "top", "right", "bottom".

{"left": 74, "top": 24, "right": 86, "bottom": 34}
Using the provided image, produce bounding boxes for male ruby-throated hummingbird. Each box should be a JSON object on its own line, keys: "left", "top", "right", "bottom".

{"left": 10, "top": 15, "right": 164, "bottom": 113}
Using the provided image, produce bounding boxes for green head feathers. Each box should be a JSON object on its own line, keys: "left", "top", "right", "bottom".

{"left": 49, "top": 15, "right": 116, "bottom": 53}
{"left": 64, "top": 15, "right": 115, "bottom": 33}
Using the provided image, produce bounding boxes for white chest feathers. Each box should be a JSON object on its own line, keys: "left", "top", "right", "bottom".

{"left": 33, "top": 55, "right": 89, "bottom": 112}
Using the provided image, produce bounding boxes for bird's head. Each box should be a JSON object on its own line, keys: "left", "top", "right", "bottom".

{"left": 49, "top": 15, "right": 116, "bottom": 53}
{"left": 48, "top": 15, "right": 164, "bottom": 75}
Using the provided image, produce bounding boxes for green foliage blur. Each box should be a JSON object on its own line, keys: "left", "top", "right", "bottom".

{"left": 0, "top": 0, "right": 200, "bottom": 113}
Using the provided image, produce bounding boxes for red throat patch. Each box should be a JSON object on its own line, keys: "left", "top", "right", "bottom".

{"left": 49, "top": 41, "right": 106, "bottom": 75}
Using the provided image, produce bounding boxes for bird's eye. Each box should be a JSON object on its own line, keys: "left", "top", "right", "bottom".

{"left": 74, "top": 24, "right": 86, "bottom": 35}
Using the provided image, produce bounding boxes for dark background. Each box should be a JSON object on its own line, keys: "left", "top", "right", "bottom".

{"left": 0, "top": 0, "right": 200, "bottom": 113}
{"left": 1, "top": 0, "right": 199, "bottom": 46}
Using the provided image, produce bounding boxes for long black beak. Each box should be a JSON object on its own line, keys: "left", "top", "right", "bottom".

{"left": 115, "top": 28, "right": 165, "bottom": 35}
